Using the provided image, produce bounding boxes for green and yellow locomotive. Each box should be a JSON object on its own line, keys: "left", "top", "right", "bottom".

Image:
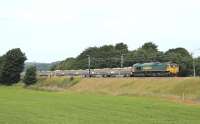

{"left": 132, "top": 62, "right": 179, "bottom": 77}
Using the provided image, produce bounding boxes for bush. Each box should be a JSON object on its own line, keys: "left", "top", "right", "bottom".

{"left": 23, "top": 66, "right": 37, "bottom": 85}
{"left": 69, "top": 76, "right": 74, "bottom": 81}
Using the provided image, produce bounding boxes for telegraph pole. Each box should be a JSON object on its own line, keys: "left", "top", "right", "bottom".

{"left": 191, "top": 49, "right": 200, "bottom": 77}
{"left": 193, "top": 56, "right": 196, "bottom": 77}
{"left": 119, "top": 54, "right": 125, "bottom": 76}
{"left": 87, "top": 55, "right": 91, "bottom": 77}
{"left": 121, "top": 54, "right": 125, "bottom": 68}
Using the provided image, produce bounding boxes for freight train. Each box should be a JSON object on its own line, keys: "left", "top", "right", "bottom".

{"left": 38, "top": 62, "right": 179, "bottom": 77}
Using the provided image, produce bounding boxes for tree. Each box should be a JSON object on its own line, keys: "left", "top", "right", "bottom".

{"left": 140, "top": 42, "right": 159, "bottom": 62}
{"left": 141, "top": 42, "right": 158, "bottom": 52}
{"left": 51, "top": 58, "right": 76, "bottom": 70}
{"left": 53, "top": 43, "right": 128, "bottom": 70}
{"left": 0, "top": 56, "right": 5, "bottom": 83}
{"left": 115, "top": 43, "right": 128, "bottom": 53}
{"left": 0, "top": 48, "right": 27, "bottom": 85}
{"left": 126, "top": 42, "right": 162, "bottom": 63}
{"left": 23, "top": 66, "right": 37, "bottom": 85}
{"left": 195, "top": 57, "right": 200, "bottom": 76}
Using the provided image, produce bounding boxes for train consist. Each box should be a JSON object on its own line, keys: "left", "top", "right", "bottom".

{"left": 38, "top": 62, "right": 179, "bottom": 77}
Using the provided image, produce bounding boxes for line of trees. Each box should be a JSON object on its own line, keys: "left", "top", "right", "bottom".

{"left": 51, "top": 42, "right": 199, "bottom": 77}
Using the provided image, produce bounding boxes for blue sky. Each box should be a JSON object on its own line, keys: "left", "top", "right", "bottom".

{"left": 0, "top": 0, "right": 200, "bottom": 63}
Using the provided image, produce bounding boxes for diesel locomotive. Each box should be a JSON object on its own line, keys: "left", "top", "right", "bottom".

{"left": 132, "top": 62, "right": 179, "bottom": 77}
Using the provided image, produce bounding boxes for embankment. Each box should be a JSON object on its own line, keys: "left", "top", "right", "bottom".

{"left": 70, "top": 77, "right": 200, "bottom": 101}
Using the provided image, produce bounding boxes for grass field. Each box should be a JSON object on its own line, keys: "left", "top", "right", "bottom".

{"left": 1, "top": 86, "right": 200, "bottom": 124}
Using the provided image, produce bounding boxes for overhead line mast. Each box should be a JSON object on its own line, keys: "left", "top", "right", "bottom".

{"left": 121, "top": 54, "right": 125, "bottom": 68}
{"left": 87, "top": 55, "right": 91, "bottom": 77}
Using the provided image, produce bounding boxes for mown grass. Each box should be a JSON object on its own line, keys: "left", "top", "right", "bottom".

{"left": 0, "top": 86, "right": 200, "bottom": 124}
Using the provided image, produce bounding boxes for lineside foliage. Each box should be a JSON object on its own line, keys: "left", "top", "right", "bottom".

{"left": 52, "top": 42, "right": 196, "bottom": 76}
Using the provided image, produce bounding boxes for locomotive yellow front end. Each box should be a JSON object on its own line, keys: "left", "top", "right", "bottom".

{"left": 166, "top": 63, "right": 179, "bottom": 76}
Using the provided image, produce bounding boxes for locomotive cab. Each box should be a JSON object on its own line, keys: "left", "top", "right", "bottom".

{"left": 166, "top": 63, "right": 179, "bottom": 76}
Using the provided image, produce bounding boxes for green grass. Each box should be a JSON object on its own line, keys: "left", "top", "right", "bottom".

{"left": 0, "top": 86, "right": 200, "bottom": 124}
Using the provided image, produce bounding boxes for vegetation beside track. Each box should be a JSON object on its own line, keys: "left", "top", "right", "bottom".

{"left": 25, "top": 77, "right": 200, "bottom": 102}
{"left": 70, "top": 77, "right": 200, "bottom": 102}
{"left": 26, "top": 77, "right": 81, "bottom": 91}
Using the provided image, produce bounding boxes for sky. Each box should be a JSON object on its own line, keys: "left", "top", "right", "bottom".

{"left": 0, "top": 0, "right": 200, "bottom": 63}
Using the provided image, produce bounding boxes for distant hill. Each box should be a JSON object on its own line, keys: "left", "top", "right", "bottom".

{"left": 25, "top": 62, "right": 59, "bottom": 71}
